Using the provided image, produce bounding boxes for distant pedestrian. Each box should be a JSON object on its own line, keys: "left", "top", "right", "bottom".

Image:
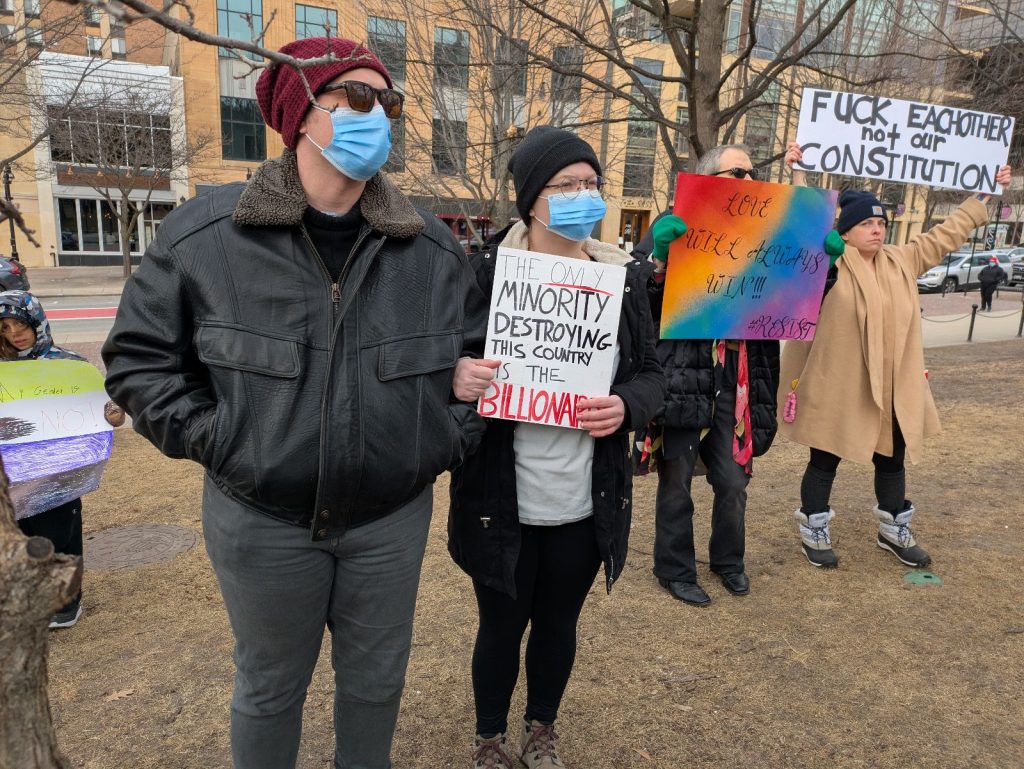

{"left": 979, "top": 255, "right": 1006, "bottom": 311}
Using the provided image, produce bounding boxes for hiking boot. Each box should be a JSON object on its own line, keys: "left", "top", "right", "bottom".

{"left": 874, "top": 503, "right": 931, "bottom": 567}
{"left": 473, "top": 733, "right": 515, "bottom": 769}
{"left": 795, "top": 509, "right": 839, "bottom": 568}
{"left": 520, "top": 719, "right": 565, "bottom": 768}
{"left": 49, "top": 600, "right": 83, "bottom": 629}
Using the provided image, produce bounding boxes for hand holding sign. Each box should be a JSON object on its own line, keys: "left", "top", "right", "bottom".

{"left": 454, "top": 358, "right": 501, "bottom": 402}
{"left": 651, "top": 215, "right": 688, "bottom": 266}
{"left": 577, "top": 395, "right": 625, "bottom": 437}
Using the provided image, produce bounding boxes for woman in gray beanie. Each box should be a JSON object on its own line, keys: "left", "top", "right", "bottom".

{"left": 448, "top": 126, "right": 665, "bottom": 769}
{"left": 781, "top": 140, "right": 1011, "bottom": 570}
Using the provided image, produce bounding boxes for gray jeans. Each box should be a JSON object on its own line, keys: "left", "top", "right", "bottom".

{"left": 202, "top": 478, "right": 433, "bottom": 769}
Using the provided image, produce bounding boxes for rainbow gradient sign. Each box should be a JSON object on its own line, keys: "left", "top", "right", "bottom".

{"left": 0, "top": 359, "right": 113, "bottom": 520}
{"left": 660, "top": 173, "right": 838, "bottom": 341}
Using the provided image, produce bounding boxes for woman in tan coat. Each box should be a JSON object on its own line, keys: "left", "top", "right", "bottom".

{"left": 782, "top": 143, "right": 1010, "bottom": 568}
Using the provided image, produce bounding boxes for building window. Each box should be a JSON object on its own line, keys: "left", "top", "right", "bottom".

{"left": 432, "top": 117, "right": 466, "bottom": 174}
{"left": 675, "top": 107, "right": 689, "bottom": 157}
{"left": 295, "top": 4, "right": 336, "bottom": 39}
{"left": 742, "top": 84, "right": 779, "bottom": 160}
{"left": 25, "top": 26, "right": 42, "bottom": 47}
{"left": 217, "top": 0, "right": 262, "bottom": 59}
{"left": 0, "top": 0, "right": 13, "bottom": 15}
{"left": 552, "top": 46, "right": 582, "bottom": 103}
{"left": 111, "top": 37, "right": 126, "bottom": 59}
{"left": 220, "top": 96, "right": 266, "bottom": 161}
{"left": 24, "top": 0, "right": 39, "bottom": 17}
{"left": 0, "top": 23, "right": 15, "bottom": 42}
{"left": 86, "top": 36, "right": 103, "bottom": 56}
{"left": 434, "top": 27, "right": 469, "bottom": 90}
{"left": 48, "top": 107, "right": 173, "bottom": 169}
{"left": 495, "top": 35, "right": 527, "bottom": 97}
{"left": 623, "top": 120, "right": 656, "bottom": 197}
{"left": 367, "top": 17, "right": 406, "bottom": 85}
{"left": 84, "top": 5, "right": 101, "bottom": 24}
{"left": 384, "top": 114, "right": 405, "bottom": 173}
{"left": 57, "top": 198, "right": 174, "bottom": 259}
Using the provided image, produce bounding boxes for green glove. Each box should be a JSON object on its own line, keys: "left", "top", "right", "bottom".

{"left": 824, "top": 228, "right": 845, "bottom": 267}
{"left": 651, "top": 215, "right": 688, "bottom": 262}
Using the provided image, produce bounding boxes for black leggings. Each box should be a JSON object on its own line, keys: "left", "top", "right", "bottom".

{"left": 471, "top": 516, "right": 602, "bottom": 736}
{"left": 801, "top": 421, "right": 907, "bottom": 514}
{"left": 17, "top": 498, "right": 83, "bottom": 610}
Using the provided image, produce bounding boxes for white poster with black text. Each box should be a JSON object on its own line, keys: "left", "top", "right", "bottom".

{"left": 795, "top": 87, "right": 1014, "bottom": 194}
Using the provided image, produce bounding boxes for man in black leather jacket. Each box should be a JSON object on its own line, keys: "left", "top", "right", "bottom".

{"left": 103, "top": 38, "right": 485, "bottom": 769}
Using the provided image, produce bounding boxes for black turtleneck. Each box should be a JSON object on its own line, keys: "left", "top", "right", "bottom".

{"left": 302, "top": 203, "right": 364, "bottom": 284}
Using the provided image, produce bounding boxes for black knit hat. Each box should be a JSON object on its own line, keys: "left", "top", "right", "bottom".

{"left": 836, "top": 189, "right": 888, "bottom": 234}
{"left": 508, "top": 126, "right": 602, "bottom": 223}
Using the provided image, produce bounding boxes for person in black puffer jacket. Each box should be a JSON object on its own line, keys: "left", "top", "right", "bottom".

{"left": 448, "top": 126, "right": 665, "bottom": 769}
{"left": 637, "top": 144, "right": 780, "bottom": 608}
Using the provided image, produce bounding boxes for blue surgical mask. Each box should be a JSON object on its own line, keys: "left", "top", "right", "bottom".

{"left": 536, "top": 190, "right": 607, "bottom": 242}
{"left": 307, "top": 104, "right": 391, "bottom": 182}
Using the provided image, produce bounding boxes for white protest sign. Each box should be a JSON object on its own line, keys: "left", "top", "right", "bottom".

{"left": 795, "top": 87, "right": 1014, "bottom": 193}
{"left": 478, "top": 246, "right": 626, "bottom": 429}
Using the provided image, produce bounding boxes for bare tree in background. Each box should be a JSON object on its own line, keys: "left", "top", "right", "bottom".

{"left": 46, "top": 79, "right": 215, "bottom": 277}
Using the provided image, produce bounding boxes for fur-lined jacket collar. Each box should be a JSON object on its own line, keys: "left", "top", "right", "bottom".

{"left": 233, "top": 149, "right": 425, "bottom": 239}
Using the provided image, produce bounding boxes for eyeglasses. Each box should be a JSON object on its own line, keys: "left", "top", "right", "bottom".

{"left": 713, "top": 166, "right": 760, "bottom": 180}
{"left": 542, "top": 176, "right": 605, "bottom": 199}
{"left": 316, "top": 81, "right": 404, "bottom": 120}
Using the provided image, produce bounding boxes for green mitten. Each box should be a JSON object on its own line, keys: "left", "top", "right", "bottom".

{"left": 651, "top": 215, "right": 688, "bottom": 262}
{"left": 824, "top": 228, "right": 845, "bottom": 267}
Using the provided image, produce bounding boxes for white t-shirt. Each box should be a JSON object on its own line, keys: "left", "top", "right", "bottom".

{"left": 514, "top": 346, "right": 620, "bottom": 526}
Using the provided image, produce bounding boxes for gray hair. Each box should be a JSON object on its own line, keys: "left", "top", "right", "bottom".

{"left": 695, "top": 144, "right": 753, "bottom": 175}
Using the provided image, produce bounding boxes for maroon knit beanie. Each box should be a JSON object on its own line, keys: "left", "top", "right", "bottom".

{"left": 256, "top": 37, "right": 393, "bottom": 150}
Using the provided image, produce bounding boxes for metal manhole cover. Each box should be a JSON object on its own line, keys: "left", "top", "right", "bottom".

{"left": 84, "top": 524, "right": 198, "bottom": 570}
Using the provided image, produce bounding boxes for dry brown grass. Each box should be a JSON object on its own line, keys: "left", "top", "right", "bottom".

{"left": 47, "top": 340, "right": 1024, "bottom": 769}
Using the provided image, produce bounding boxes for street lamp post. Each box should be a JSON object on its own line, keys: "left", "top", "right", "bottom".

{"left": 2, "top": 165, "right": 19, "bottom": 262}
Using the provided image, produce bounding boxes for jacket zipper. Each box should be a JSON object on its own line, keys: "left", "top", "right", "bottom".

{"left": 299, "top": 224, "right": 387, "bottom": 536}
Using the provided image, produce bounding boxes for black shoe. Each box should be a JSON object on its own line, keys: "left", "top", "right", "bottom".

{"left": 658, "top": 578, "right": 711, "bottom": 606}
{"left": 49, "top": 602, "right": 83, "bottom": 629}
{"left": 717, "top": 572, "right": 750, "bottom": 595}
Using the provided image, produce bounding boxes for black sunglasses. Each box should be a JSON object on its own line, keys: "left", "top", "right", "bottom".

{"left": 316, "top": 81, "right": 404, "bottom": 119}
{"left": 713, "top": 166, "right": 760, "bottom": 180}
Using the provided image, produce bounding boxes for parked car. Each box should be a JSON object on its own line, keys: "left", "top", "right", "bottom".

{"left": 0, "top": 255, "right": 29, "bottom": 292}
{"left": 1006, "top": 247, "right": 1024, "bottom": 286}
{"left": 916, "top": 250, "right": 1011, "bottom": 293}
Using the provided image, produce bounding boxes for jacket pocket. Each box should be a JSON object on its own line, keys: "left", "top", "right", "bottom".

{"left": 377, "top": 331, "right": 459, "bottom": 381}
{"left": 196, "top": 324, "right": 301, "bottom": 378}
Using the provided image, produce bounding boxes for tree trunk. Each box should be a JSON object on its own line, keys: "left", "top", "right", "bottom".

{"left": 0, "top": 455, "right": 81, "bottom": 769}
{"left": 121, "top": 216, "right": 133, "bottom": 279}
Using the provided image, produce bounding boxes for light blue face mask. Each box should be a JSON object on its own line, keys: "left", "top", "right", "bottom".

{"left": 307, "top": 104, "right": 392, "bottom": 182}
{"left": 537, "top": 190, "right": 607, "bottom": 242}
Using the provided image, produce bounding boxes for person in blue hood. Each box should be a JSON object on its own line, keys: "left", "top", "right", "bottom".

{"left": 0, "top": 290, "right": 122, "bottom": 628}
{"left": 0, "top": 290, "right": 82, "bottom": 361}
